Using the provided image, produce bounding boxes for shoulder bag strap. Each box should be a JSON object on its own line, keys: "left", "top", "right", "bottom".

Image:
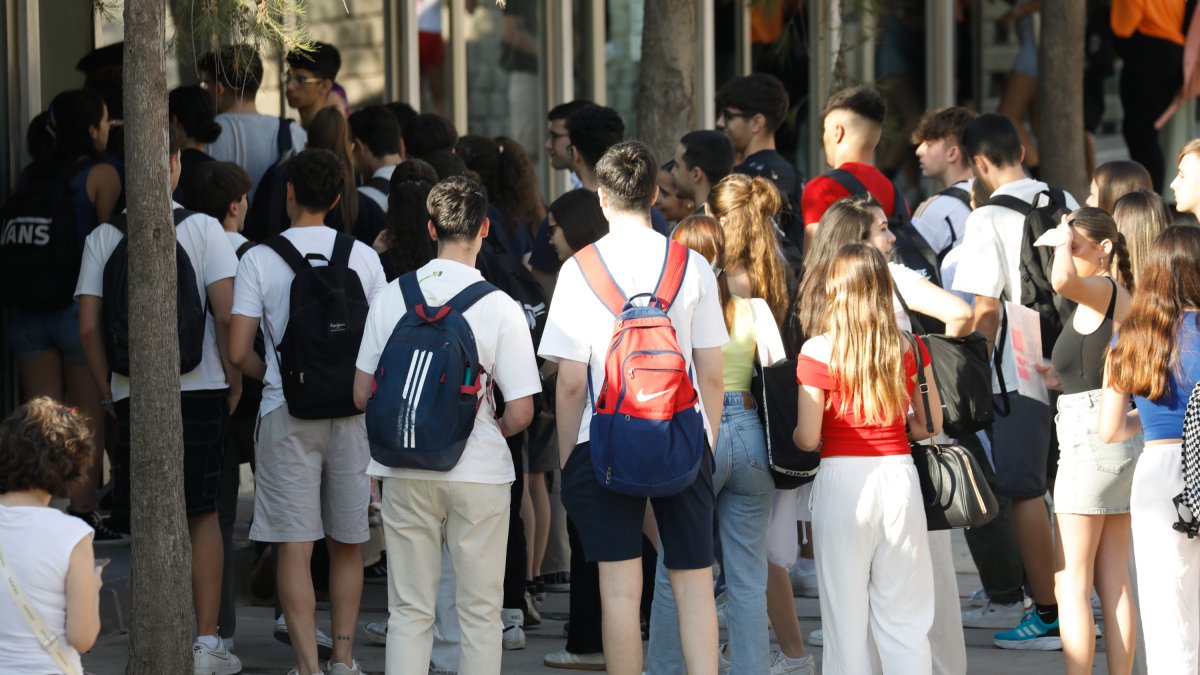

{"left": 573, "top": 244, "right": 627, "bottom": 317}
{"left": 906, "top": 332, "right": 935, "bottom": 436}
{"left": 826, "top": 167, "right": 868, "bottom": 196}
{"left": 894, "top": 289, "right": 930, "bottom": 336}
{"left": 993, "top": 302, "right": 1012, "bottom": 416}
{"left": 653, "top": 241, "right": 690, "bottom": 310}
{"left": 0, "top": 539, "right": 82, "bottom": 675}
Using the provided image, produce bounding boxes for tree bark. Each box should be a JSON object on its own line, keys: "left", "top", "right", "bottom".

{"left": 636, "top": 0, "right": 698, "bottom": 166}
{"left": 122, "top": 1, "right": 195, "bottom": 672}
{"left": 1037, "top": 0, "right": 1088, "bottom": 200}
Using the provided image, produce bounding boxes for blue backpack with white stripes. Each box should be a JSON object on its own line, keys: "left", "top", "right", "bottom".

{"left": 365, "top": 272, "right": 498, "bottom": 470}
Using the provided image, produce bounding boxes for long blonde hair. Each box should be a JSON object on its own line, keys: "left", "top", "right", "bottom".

{"left": 709, "top": 173, "right": 790, "bottom": 325}
{"left": 825, "top": 243, "right": 910, "bottom": 426}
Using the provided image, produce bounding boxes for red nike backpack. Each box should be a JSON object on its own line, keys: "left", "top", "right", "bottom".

{"left": 575, "top": 240, "right": 706, "bottom": 497}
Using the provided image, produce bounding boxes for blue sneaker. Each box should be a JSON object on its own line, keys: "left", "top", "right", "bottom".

{"left": 992, "top": 610, "right": 1062, "bottom": 650}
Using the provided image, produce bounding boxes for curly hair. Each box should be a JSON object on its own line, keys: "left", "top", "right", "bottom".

{"left": 0, "top": 397, "right": 94, "bottom": 497}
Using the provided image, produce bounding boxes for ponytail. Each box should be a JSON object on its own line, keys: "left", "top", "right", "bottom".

{"left": 1111, "top": 231, "right": 1135, "bottom": 293}
{"left": 710, "top": 174, "right": 790, "bottom": 324}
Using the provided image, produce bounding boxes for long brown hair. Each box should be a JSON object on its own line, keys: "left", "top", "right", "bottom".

{"left": 825, "top": 243, "right": 910, "bottom": 426}
{"left": 796, "top": 194, "right": 881, "bottom": 339}
{"left": 1107, "top": 226, "right": 1200, "bottom": 400}
{"left": 708, "top": 173, "right": 789, "bottom": 325}
{"left": 1065, "top": 207, "right": 1134, "bottom": 292}
{"left": 672, "top": 215, "right": 733, "bottom": 330}
{"left": 1092, "top": 160, "right": 1152, "bottom": 214}
{"left": 1112, "top": 189, "right": 1171, "bottom": 291}
{"left": 307, "top": 107, "right": 358, "bottom": 231}
{"left": 495, "top": 136, "right": 546, "bottom": 240}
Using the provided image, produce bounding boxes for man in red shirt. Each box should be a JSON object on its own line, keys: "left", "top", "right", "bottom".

{"left": 801, "top": 86, "right": 908, "bottom": 247}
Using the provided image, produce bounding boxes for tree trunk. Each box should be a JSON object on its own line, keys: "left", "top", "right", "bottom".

{"left": 636, "top": 0, "right": 697, "bottom": 166}
{"left": 1037, "top": 0, "right": 1088, "bottom": 200}
{"left": 122, "top": 1, "right": 195, "bottom": 672}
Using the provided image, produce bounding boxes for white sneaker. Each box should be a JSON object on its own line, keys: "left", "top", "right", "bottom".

{"left": 543, "top": 649, "right": 606, "bottom": 670}
{"left": 364, "top": 620, "right": 387, "bottom": 645}
{"left": 962, "top": 601, "right": 1024, "bottom": 629}
{"left": 770, "top": 650, "right": 816, "bottom": 675}
{"left": 968, "top": 587, "right": 988, "bottom": 607}
{"left": 326, "top": 659, "right": 364, "bottom": 675}
{"left": 501, "top": 608, "right": 525, "bottom": 650}
{"left": 789, "top": 563, "right": 820, "bottom": 597}
{"left": 806, "top": 628, "right": 823, "bottom": 647}
{"left": 273, "top": 615, "right": 335, "bottom": 659}
{"left": 193, "top": 639, "right": 242, "bottom": 675}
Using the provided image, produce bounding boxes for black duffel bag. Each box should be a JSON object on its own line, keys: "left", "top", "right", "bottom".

{"left": 907, "top": 333, "right": 999, "bottom": 530}
{"left": 896, "top": 291, "right": 994, "bottom": 438}
{"left": 752, "top": 358, "right": 819, "bottom": 489}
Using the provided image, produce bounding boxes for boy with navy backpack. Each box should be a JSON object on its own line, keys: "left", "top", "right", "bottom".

{"left": 538, "top": 141, "right": 728, "bottom": 675}
{"left": 230, "top": 149, "right": 387, "bottom": 675}
{"left": 75, "top": 127, "right": 243, "bottom": 674}
{"left": 352, "top": 175, "right": 540, "bottom": 675}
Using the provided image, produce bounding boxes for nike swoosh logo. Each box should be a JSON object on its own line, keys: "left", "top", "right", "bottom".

{"left": 636, "top": 388, "right": 672, "bottom": 403}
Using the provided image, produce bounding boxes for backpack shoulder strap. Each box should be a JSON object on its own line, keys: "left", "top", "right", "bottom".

{"left": 172, "top": 207, "right": 197, "bottom": 226}
{"left": 1047, "top": 187, "right": 1067, "bottom": 209}
{"left": 236, "top": 240, "right": 256, "bottom": 259}
{"left": 330, "top": 232, "right": 355, "bottom": 267}
{"left": 574, "top": 244, "right": 626, "bottom": 317}
{"left": 654, "top": 241, "right": 690, "bottom": 310}
{"left": 263, "top": 235, "right": 310, "bottom": 276}
{"left": 446, "top": 280, "right": 499, "bottom": 314}
{"left": 368, "top": 176, "right": 391, "bottom": 194}
{"left": 939, "top": 185, "right": 972, "bottom": 208}
{"left": 108, "top": 213, "right": 128, "bottom": 235}
{"left": 398, "top": 271, "right": 426, "bottom": 313}
{"left": 276, "top": 118, "right": 294, "bottom": 159}
{"left": 891, "top": 180, "right": 910, "bottom": 221}
{"left": 984, "top": 194, "right": 1034, "bottom": 215}
{"left": 825, "top": 167, "right": 868, "bottom": 196}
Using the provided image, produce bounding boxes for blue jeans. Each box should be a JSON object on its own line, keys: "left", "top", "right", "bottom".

{"left": 646, "top": 392, "right": 775, "bottom": 674}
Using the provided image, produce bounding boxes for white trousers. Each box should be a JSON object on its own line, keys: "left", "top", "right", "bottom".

{"left": 812, "top": 455, "right": 934, "bottom": 675}
{"left": 381, "top": 478, "right": 510, "bottom": 675}
{"left": 1131, "top": 443, "right": 1200, "bottom": 674}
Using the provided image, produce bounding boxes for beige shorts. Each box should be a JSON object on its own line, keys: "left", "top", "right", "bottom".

{"left": 251, "top": 403, "right": 371, "bottom": 544}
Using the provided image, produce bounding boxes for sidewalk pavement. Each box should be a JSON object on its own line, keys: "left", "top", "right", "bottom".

{"left": 81, "top": 471, "right": 1074, "bottom": 674}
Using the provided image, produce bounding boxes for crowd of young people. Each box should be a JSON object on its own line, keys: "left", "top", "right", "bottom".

{"left": 9, "top": 35, "right": 1200, "bottom": 675}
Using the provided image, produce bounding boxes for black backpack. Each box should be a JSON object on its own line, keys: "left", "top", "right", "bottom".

{"left": 263, "top": 232, "right": 368, "bottom": 419}
{"left": 983, "top": 188, "right": 1075, "bottom": 358}
{"left": 825, "top": 168, "right": 936, "bottom": 285}
{"left": 244, "top": 118, "right": 296, "bottom": 243}
{"left": 102, "top": 208, "right": 207, "bottom": 376}
{"left": 232, "top": 240, "right": 265, "bottom": 421}
{"left": 0, "top": 166, "right": 88, "bottom": 309}
{"left": 476, "top": 231, "right": 548, "bottom": 351}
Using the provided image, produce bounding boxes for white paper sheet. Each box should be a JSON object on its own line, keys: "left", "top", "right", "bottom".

{"left": 1004, "top": 302, "right": 1049, "bottom": 406}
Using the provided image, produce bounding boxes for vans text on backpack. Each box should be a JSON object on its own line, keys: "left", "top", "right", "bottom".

{"left": 575, "top": 240, "right": 706, "bottom": 498}
{"left": 0, "top": 166, "right": 91, "bottom": 309}
{"left": 101, "top": 208, "right": 207, "bottom": 376}
{"left": 263, "top": 231, "right": 368, "bottom": 419}
{"left": 365, "top": 272, "right": 498, "bottom": 470}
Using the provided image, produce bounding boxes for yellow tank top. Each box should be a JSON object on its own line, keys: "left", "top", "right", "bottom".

{"left": 722, "top": 296, "right": 758, "bottom": 392}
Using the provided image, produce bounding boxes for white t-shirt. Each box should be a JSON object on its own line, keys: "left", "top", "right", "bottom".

{"left": 225, "top": 230, "right": 251, "bottom": 254}
{"left": 356, "top": 259, "right": 542, "bottom": 484}
{"left": 75, "top": 205, "right": 239, "bottom": 401}
{"left": 538, "top": 224, "right": 729, "bottom": 445}
{"left": 0, "top": 505, "right": 93, "bottom": 674}
{"left": 912, "top": 179, "right": 972, "bottom": 294}
{"left": 952, "top": 177, "right": 1079, "bottom": 393}
{"left": 359, "top": 164, "right": 397, "bottom": 214}
{"left": 207, "top": 114, "right": 308, "bottom": 202}
{"left": 889, "top": 262, "right": 928, "bottom": 333}
{"left": 232, "top": 225, "right": 388, "bottom": 417}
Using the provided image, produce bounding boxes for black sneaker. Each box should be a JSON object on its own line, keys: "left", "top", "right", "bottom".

{"left": 363, "top": 553, "right": 388, "bottom": 585}
{"left": 71, "top": 511, "right": 130, "bottom": 545}
{"left": 538, "top": 571, "right": 570, "bottom": 593}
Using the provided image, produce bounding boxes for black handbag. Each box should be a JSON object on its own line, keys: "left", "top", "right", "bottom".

{"left": 896, "top": 291, "right": 995, "bottom": 438}
{"left": 751, "top": 358, "right": 819, "bottom": 489}
{"left": 907, "top": 333, "right": 1000, "bottom": 531}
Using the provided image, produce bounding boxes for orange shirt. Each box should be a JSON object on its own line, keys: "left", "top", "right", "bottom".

{"left": 1111, "top": 0, "right": 1186, "bottom": 45}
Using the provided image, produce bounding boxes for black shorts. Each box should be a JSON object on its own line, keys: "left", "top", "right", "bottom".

{"left": 115, "top": 389, "right": 229, "bottom": 517}
{"left": 561, "top": 441, "right": 714, "bottom": 570}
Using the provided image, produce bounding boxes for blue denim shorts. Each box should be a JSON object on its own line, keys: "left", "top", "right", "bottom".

{"left": 7, "top": 302, "right": 85, "bottom": 363}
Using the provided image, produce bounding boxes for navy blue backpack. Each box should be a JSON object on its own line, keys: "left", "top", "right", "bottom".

{"left": 366, "top": 272, "right": 498, "bottom": 470}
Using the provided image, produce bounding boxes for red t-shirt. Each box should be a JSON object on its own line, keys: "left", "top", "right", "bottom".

{"left": 800, "top": 162, "right": 907, "bottom": 226}
{"left": 795, "top": 336, "right": 930, "bottom": 458}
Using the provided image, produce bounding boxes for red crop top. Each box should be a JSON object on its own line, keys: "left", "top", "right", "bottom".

{"left": 795, "top": 337, "right": 929, "bottom": 458}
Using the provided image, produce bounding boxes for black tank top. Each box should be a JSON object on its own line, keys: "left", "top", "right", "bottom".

{"left": 1049, "top": 278, "right": 1117, "bottom": 395}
